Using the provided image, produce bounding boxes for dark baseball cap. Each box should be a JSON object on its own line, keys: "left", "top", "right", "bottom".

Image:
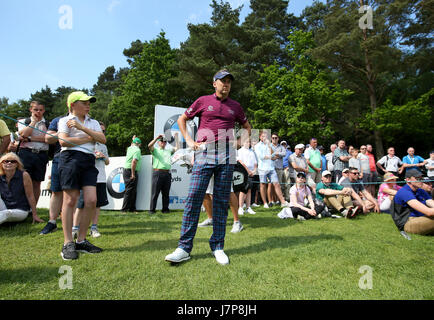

{"left": 405, "top": 170, "right": 423, "bottom": 178}
{"left": 213, "top": 70, "right": 234, "bottom": 82}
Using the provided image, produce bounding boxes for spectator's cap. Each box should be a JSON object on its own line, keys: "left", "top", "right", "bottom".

{"left": 132, "top": 137, "right": 142, "bottom": 144}
{"left": 280, "top": 141, "right": 287, "bottom": 146}
{"left": 213, "top": 69, "right": 234, "bottom": 82}
{"left": 343, "top": 168, "right": 349, "bottom": 173}
{"left": 422, "top": 177, "right": 432, "bottom": 184}
{"left": 322, "top": 170, "right": 332, "bottom": 177}
{"left": 295, "top": 143, "right": 304, "bottom": 150}
{"left": 67, "top": 91, "right": 96, "bottom": 108}
{"left": 405, "top": 170, "right": 423, "bottom": 178}
{"left": 384, "top": 172, "right": 398, "bottom": 181}
{"left": 318, "top": 145, "right": 324, "bottom": 150}
{"left": 297, "top": 172, "right": 306, "bottom": 178}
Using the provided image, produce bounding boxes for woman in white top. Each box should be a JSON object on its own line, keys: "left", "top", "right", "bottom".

{"left": 289, "top": 172, "right": 323, "bottom": 220}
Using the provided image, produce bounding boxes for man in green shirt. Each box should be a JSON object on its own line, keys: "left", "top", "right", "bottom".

{"left": 316, "top": 170, "right": 359, "bottom": 218}
{"left": 148, "top": 133, "right": 179, "bottom": 214}
{"left": 122, "top": 136, "right": 142, "bottom": 212}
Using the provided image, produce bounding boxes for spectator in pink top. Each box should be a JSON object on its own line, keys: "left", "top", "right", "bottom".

{"left": 378, "top": 172, "right": 402, "bottom": 213}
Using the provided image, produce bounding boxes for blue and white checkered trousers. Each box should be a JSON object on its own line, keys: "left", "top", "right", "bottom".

{"left": 178, "top": 146, "right": 235, "bottom": 253}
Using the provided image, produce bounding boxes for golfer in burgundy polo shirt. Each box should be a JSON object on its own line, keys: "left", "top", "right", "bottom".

{"left": 165, "top": 69, "right": 251, "bottom": 265}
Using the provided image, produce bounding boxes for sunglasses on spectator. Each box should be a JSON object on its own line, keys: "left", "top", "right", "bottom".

{"left": 2, "top": 160, "right": 17, "bottom": 164}
{"left": 350, "top": 171, "right": 359, "bottom": 175}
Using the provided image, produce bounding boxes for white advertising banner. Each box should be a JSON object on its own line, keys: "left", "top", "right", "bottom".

{"left": 37, "top": 105, "right": 197, "bottom": 211}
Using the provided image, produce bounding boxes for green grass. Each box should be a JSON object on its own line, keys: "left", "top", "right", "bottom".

{"left": 1, "top": 207, "right": 433, "bottom": 300}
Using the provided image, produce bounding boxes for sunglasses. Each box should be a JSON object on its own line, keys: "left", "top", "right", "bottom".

{"left": 350, "top": 172, "right": 359, "bottom": 175}
{"left": 2, "top": 160, "right": 17, "bottom": 164}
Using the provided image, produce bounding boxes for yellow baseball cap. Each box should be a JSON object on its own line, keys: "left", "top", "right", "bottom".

{"left": 67, "top": 91, "right": 96, "bottom": 108}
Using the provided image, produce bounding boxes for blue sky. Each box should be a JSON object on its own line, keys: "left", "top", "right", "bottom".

{"left": 0, "top": 0, "right": 317, "bottom": 104}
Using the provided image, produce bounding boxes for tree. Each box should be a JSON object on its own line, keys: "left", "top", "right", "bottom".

{"left": 106, "top": 32, "right": 181, "bottom": 155}
{"left": 250, "top": 30, "right": 352, "bottom": 144}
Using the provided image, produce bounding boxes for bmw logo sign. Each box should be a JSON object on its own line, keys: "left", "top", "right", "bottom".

{"left": 164, "top": 114, "right": 197, "bottom": 149}
{"left": 107, "top": 167, "right": 125, "bottom": 199}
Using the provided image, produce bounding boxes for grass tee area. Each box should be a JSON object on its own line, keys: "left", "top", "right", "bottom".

{"left": 1, "top": 208, "right": 433, "bottom": 300}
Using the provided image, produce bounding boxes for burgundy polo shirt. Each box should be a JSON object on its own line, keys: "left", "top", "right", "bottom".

{"left": 185, "top": 93, "right": 247, "bottom": 143}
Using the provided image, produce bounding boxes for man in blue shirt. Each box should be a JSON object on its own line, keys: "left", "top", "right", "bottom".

{"left": 402, "top": 147, "right": 427, "bottom": 175}
{"left": 391, "top": 170, "right": 434, "bottom": 235}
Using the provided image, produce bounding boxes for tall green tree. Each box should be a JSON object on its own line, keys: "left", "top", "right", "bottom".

{"left": 106, "top": 32, "right": 181, "bottom": 155}
{"left": 250, "top": 30, "right": 352, "bottom": 144}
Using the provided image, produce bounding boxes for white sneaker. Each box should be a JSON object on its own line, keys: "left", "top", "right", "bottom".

{"left": 341, "top": 209, "right": 349, "bottom": 218}
{"left": 242, "top": 204, "right": 246, "bottom": 209}
{"left": 247, "top": 207, "right": 256, "bottom": 215}
{"left": 264, "top": 203, "right": 270, "bottom": 209}
{"left": 165, "top": 248, "right": 190, "bottom": 263}
{"left": 213, "top": 250, "right": 229, "bottom": 265}
{"left": 231, "top": 221, "right": 244, "bottom": 233}
{"left": 90, "top": 229, "right": 101, "bottom": 238}
{"left": 297, "top": 215, "right": 306, "bottom": 221}
{"left": 281, "top": 201, "right": 290, "bottom": 207}
{"left": 251, "top": 203, "right": 260, "bottom": 208}
{"left": 198, "top": 218, "right": 213, "bottom": 227}
{"left": 238, "top": 207, "right": 245, "bottom": 216}
{"left": 331, "top": 214, "right": 343, "bottom": 219}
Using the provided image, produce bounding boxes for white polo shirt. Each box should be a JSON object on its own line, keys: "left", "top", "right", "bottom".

{"left": 377, "top": 155, "right": 402, "bottom": 172}
{"left": 58, "top": 114, "right": 101, "bottom": 155}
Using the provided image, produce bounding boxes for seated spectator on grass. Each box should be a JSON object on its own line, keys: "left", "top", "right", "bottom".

{"left": 340, "top": 167, "right": 380, "bottom": 214}
{"left": 377, "top": 173, "right": 402, "bottom": 213}
{"left": 391, "top": 170, "right": 434, "bottom": 236}
{"left": 421, "top": 176, "right": 433, "bottom": 199}
{"left": 315, "top": 170, "right": 358, "bottom": 218}
{"left": 289, "top": 172, "right": 325, "bottom": 220}
{"left": 338, "top": 168, "right": 350, "bottom": 185}
{"left": 0, "top": 152, "right": 43, "bottom": 225}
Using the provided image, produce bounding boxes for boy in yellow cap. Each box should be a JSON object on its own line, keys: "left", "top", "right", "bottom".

{"left": 57, "top": 91, "right": 106, "bottom": 260}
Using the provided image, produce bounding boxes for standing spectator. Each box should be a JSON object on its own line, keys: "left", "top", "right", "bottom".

{"left": 402, "top": 147, "right": 427, "bottom": 176}
{"left": 270, "top": 133, "right": 287, "bottom": 203}
{"left": 376, "top": 147, "right": 403, "bottom": 177}
{"left": 318, "top": 146, "right": 327, "bottom": 172}
{"left": 0, "top": 119, "right": 11, "bottom": 155}
{"left": 304, "top": 138, "right": 322, "bottom": 191}
{"left": 72, "top": 122, "right": 110, "bottom": 238}
{"left": 250, "top": 138, "right": 260, "bottom": 207}
{"left": 165, "top": 69, "right": 251, "bottom": 265}
{"left": 325, "top": 144, "right": 337, "bottom": 182}
{"left": 425, "top": 151, "right": 434, "bottom": 182}
{"left": 17, "top": 101, "right": 49, "bottom": 206}
{"left": 316, "top": 170, "right": 357, "bottom": 218}
{"left": 377, "top": 172, "right": 402, "bottom": 213}
{"left": 289, "top": 144, "right": 309, "bottom": 182}
{"left": 122, "top": 136, "right": 142, "bottom": 213}
{"left": 333, "top": 140, "right": 351, "bottom": 183}
{"left": 0, "top": 153, "right": 43, "bottom": 224}
{"left": 148, "top": 133, "right": 179, "bottom": 214}
{"left": 237, "top": 139, "right": 257, "bottom": 215}
{"left": 358, "top": 145, "right": 371, "bottom": 190}
{"left": 391, "top": 170, "right": 434, "bottom": 236}
{"left": 282, "top": 142, "right": 294, "bottom": 199}
{"left": 255, "top": 131, "right": 289, "bottom": 208}
{"left": 349, "top": 148, "right": 361, "bottom": 177}
{"left": 366, "top": 144, "right": 378, "bottom": 197}
{"left": 341, "top": 167, "right": 380, "bottom": 214}
{"left": 39, "top": 114, "right": 66, "bottom": 235}
{"left": 57, "top": 91, "right": 106, "bottom": 260}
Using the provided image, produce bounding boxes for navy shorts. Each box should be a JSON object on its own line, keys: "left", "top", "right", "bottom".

{"left": 50, "top": 156, "right": 62, "bottom": 192}
{"left": 76, "top": 183, "right": 109, "bottom": 208}
{"left": 18, "top": 148, "right": 49, "bottom": 182}
{"left": 58, "top": 150, "right": 98, "bottom": 190}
